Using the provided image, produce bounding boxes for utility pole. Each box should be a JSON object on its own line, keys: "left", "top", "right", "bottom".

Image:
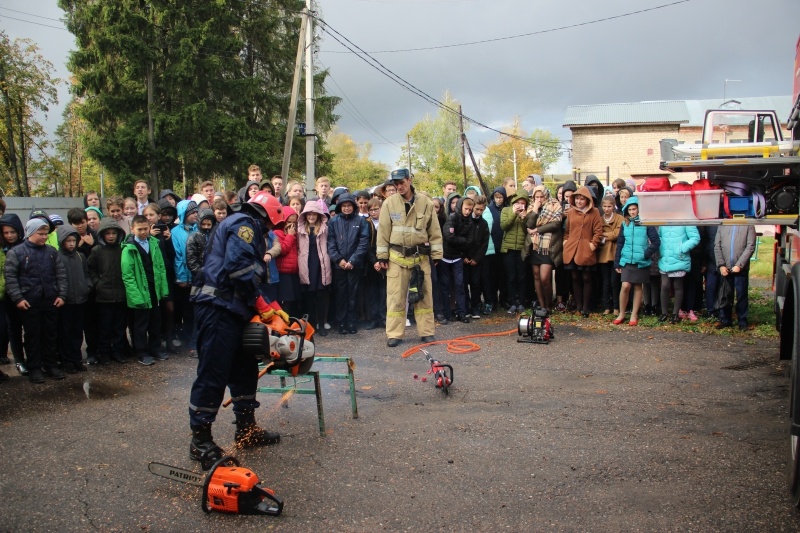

{"left": 406, "top": 134, "right": 412, "bottom": 172}
{"left": 304, "top": 0, "right": 315, "bottom": 197}
{"left": 281, "top": 9, "right": 309, "bottom": 183}
{"left": 512, "top": 149, "right": 518, "bottom": 190}
{"left": 459, "top": 105, "right": 467, "bottom": 190}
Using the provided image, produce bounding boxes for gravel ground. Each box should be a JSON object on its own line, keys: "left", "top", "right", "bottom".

{"left": 1, "top": 313, "right": 799, "bottom": 532}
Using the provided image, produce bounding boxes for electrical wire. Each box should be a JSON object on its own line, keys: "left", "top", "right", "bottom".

{"left": 0, "top": 13, "right": 67, "bottom": 31}
{"left": 0, "top": 6, "right": 67, "bottom": 22}
{"left": 324, "top": 0, "right": 691, "bottom": 54}
{"left": 320, "top": 62, "right": 403, "bottom": 148}
{"left": 314, "top": 14, "right": 569, "bottom": 151}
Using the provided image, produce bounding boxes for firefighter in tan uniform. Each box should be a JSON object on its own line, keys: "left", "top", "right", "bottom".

{"left": 377, "top": 169, "right": 443, "bottom": 347}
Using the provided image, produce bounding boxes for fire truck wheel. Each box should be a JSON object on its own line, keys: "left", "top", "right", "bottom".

{"left": 789, "top": 284, "right": 800, "bottom": 508}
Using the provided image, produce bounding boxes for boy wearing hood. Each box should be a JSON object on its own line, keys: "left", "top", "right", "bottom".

{"left": 88, "top": 217, "right": 128, "bottom": 365}
{"left": 583, "top": 175, "right": 605, "bottom": 212}
{"left": 122, "top": 215, "right": 170, "bottom": 366}
{"left": 5, "top": 218, "right": 68, "bottom": 383}
{"left": 186, "top": 209, "right": 216, "bottom": 282}
{"left": 0, "top": 213, "right": 26, "bottom": 374}
{"left": 441, "top": 196, "right": 476, "bottom": 322}
{"left": 327, "top": 193, "right": 369, "bottom": 334}
{"left": 171, "top": 199, "right": 198, "bottom": 343}
{"left": 56, "top": 225, "right": 92, "bottom": 373}
{"left": 482, "top": 186, "right": 507, "bottom": 313}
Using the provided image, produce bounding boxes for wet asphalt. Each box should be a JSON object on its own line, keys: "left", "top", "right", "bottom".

{"left": 1, "top": 313, "right": 799, "bottom": 532}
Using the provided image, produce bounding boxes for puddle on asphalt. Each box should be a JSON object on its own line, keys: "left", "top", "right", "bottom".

{"left": 67, "top": 379, "right": 133, "bottom": 400}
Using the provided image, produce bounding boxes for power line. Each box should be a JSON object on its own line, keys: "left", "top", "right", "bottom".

{"left": 313, "top": 14, "right": 569, "bottom": 151}
{"left": 0, "top": 14, "right": 68, "bottom": 31}
{"left": 323, "top": 0, "right": 691, "bottom": 54}
{"left": 0, "top": 6, "right": 66, "bottom": 22}
{"left": 319, "top": 63, "right": 403, "bottom": 149}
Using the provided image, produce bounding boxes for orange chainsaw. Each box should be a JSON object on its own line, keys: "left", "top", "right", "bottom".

{"left": 148, "top": 456, "right": 283, "bottom": 516}
{"left": 241, "top": 296, "right": 316, "bottom": 376}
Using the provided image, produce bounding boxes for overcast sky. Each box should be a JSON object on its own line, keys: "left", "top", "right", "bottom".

{"left": 2, "top": 0, "right": 799, "bottom": 174}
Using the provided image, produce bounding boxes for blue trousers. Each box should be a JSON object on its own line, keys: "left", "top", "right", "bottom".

{"left": 719, "top": 272, "right": 749, "bottom": 326}
{"left": 705, "top": 269, "right": 720, "bottom": 315}
{"left": 189, "top": 303, "right": 260, "bottom": 427}
{"left": 438, "top": 259, "right": 466, "bottom": 318}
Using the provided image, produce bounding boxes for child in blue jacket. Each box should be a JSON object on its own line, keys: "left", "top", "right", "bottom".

{"left": 657, "top": 225, "right": 700, "bottom": 323}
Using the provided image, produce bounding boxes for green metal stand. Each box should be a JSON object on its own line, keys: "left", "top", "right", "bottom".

{"left": 256, "top": 356, "right": 358, "bottom": 436}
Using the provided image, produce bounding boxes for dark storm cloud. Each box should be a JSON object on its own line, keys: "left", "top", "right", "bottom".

{"left": 3, "top": 0, "right": 798, "bottom": 171}
{"left": 319, "top": 0, "right": 799, "bottom": 168}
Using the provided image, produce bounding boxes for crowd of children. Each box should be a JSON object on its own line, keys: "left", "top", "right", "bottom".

{"left": 0, "top": 169, "right": 756, "bottom": 384}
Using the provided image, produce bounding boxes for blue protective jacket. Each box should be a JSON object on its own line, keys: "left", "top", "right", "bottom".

{"left": 658, "top": 225, "right": 700, "bottom": 273}
{"left": 190, "top": 211, "right": 267, "bottom": 320}
{"left": 171, "top": 200, "right": 197, "bottom": 284}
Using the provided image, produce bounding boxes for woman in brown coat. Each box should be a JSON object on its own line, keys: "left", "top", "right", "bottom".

{"left": 562, "top": 186, "right": 603, "bottom": 317}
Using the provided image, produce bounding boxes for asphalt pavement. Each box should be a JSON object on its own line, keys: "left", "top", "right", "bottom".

{"left": 1, "top": 314, "right": 799, "bottom": 532}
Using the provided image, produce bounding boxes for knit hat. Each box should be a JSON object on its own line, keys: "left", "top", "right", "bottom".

{"left": 25, "top": 218, "right": 49, "bottom": 240}
{"left": 48, "top": 214, "right": 64, "bottom": 226}
{"left": 184, "top": 201, "right": 199, "bottom": 219}
{"left": 85, "top": 206, "right": 104, "bottom": 219}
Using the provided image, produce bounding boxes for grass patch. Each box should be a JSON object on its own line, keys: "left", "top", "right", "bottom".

{"left": 749, "top": 236, "right": 775, "bottom": 280}
{"left": 545, "top": 236, "right": 779, "bottom": 338}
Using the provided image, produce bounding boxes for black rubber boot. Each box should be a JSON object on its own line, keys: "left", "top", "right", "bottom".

{"left": 234, "top": 412, "right": 280, "bottom": 449}
{"left": 189, "top": 425, "right": 224, "bottom": 469}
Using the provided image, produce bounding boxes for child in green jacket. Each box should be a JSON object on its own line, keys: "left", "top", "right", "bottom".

{"left": 122, "top": 215, "right": 169, "bottom": 366}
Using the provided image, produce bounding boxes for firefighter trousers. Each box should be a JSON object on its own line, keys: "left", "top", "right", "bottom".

{"left": 385, "top": 258, "right": 434, "bottom": 339}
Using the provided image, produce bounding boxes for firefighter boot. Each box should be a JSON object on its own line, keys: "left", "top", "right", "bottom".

{"left": 234, "top": 411, "right": 280, "bottom": 448}
{"left": 189, "top": 425, "right": 224, "bottom": 469}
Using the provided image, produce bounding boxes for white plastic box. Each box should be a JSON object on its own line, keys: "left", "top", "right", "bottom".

{"left": 637, "top": 190, "right": 723, "bottom": 221}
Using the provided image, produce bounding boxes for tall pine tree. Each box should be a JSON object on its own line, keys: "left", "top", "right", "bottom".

{"left": 59, "top": 0, "right": 338, "bottom": 195}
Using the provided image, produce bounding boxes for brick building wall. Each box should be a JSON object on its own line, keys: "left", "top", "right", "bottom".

{"left": 571, "top": 124, "right": 681, "bottom": 179}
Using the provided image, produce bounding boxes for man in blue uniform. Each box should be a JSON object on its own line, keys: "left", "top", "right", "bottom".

{"left": 188, "top": 191, "right": 284, "bottom": 466}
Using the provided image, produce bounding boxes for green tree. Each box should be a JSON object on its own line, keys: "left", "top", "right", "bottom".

{"left": 0, "top": 31, "right": 60, "bottom": 196}
{"left": 529, "top": 128, "right": 563, "bottom": 173}
{"left": 59, "top": 0, "right": 339, "bottom": 196}
{"left": 481, "top": 118, "right": 543, "bottom": 191}
{"left": 397, "top": 91, "right": 472, "bottom": 195}
{"left": 326, "top": 127, "right": 387, "bottom": 191}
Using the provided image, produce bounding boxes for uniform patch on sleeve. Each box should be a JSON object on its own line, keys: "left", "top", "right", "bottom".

{"left": 237, "top": 226, "right": 254, "bottom": 244}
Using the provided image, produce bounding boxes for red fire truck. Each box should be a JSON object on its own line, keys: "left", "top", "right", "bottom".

{"left": 657, "top": 35, "right": 800, "bottom": 505}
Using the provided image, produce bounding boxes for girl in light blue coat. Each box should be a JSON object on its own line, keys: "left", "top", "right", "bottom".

{"left": 657, "top": 225, "right": 700, "bottom": 323}
{"left": 613, "top": 197, "right": 659, "bottom": 326}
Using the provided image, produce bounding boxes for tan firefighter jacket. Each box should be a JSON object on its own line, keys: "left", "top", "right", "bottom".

{"left": 377, "top": 189, "right": 443, "bottom": 266}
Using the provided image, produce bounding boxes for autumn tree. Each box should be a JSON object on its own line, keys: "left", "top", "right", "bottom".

{"left": 0, "top": 31, "right": 60, "bottom": 196}
{"left": 481, "top": 118, "right": 543, "bottom": 191}
{"left": 326, "top": 127, "right": 387, "bottom": 191}
{"left": 398, "top": 91, "right": 473, "bottom": 195}
{"left": 529, "top": 128, "right": 563, "bottom": 173}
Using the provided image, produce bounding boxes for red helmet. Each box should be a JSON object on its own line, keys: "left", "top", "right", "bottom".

{"left": 248, "top": 191, "right": 283, "bottom": 227}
